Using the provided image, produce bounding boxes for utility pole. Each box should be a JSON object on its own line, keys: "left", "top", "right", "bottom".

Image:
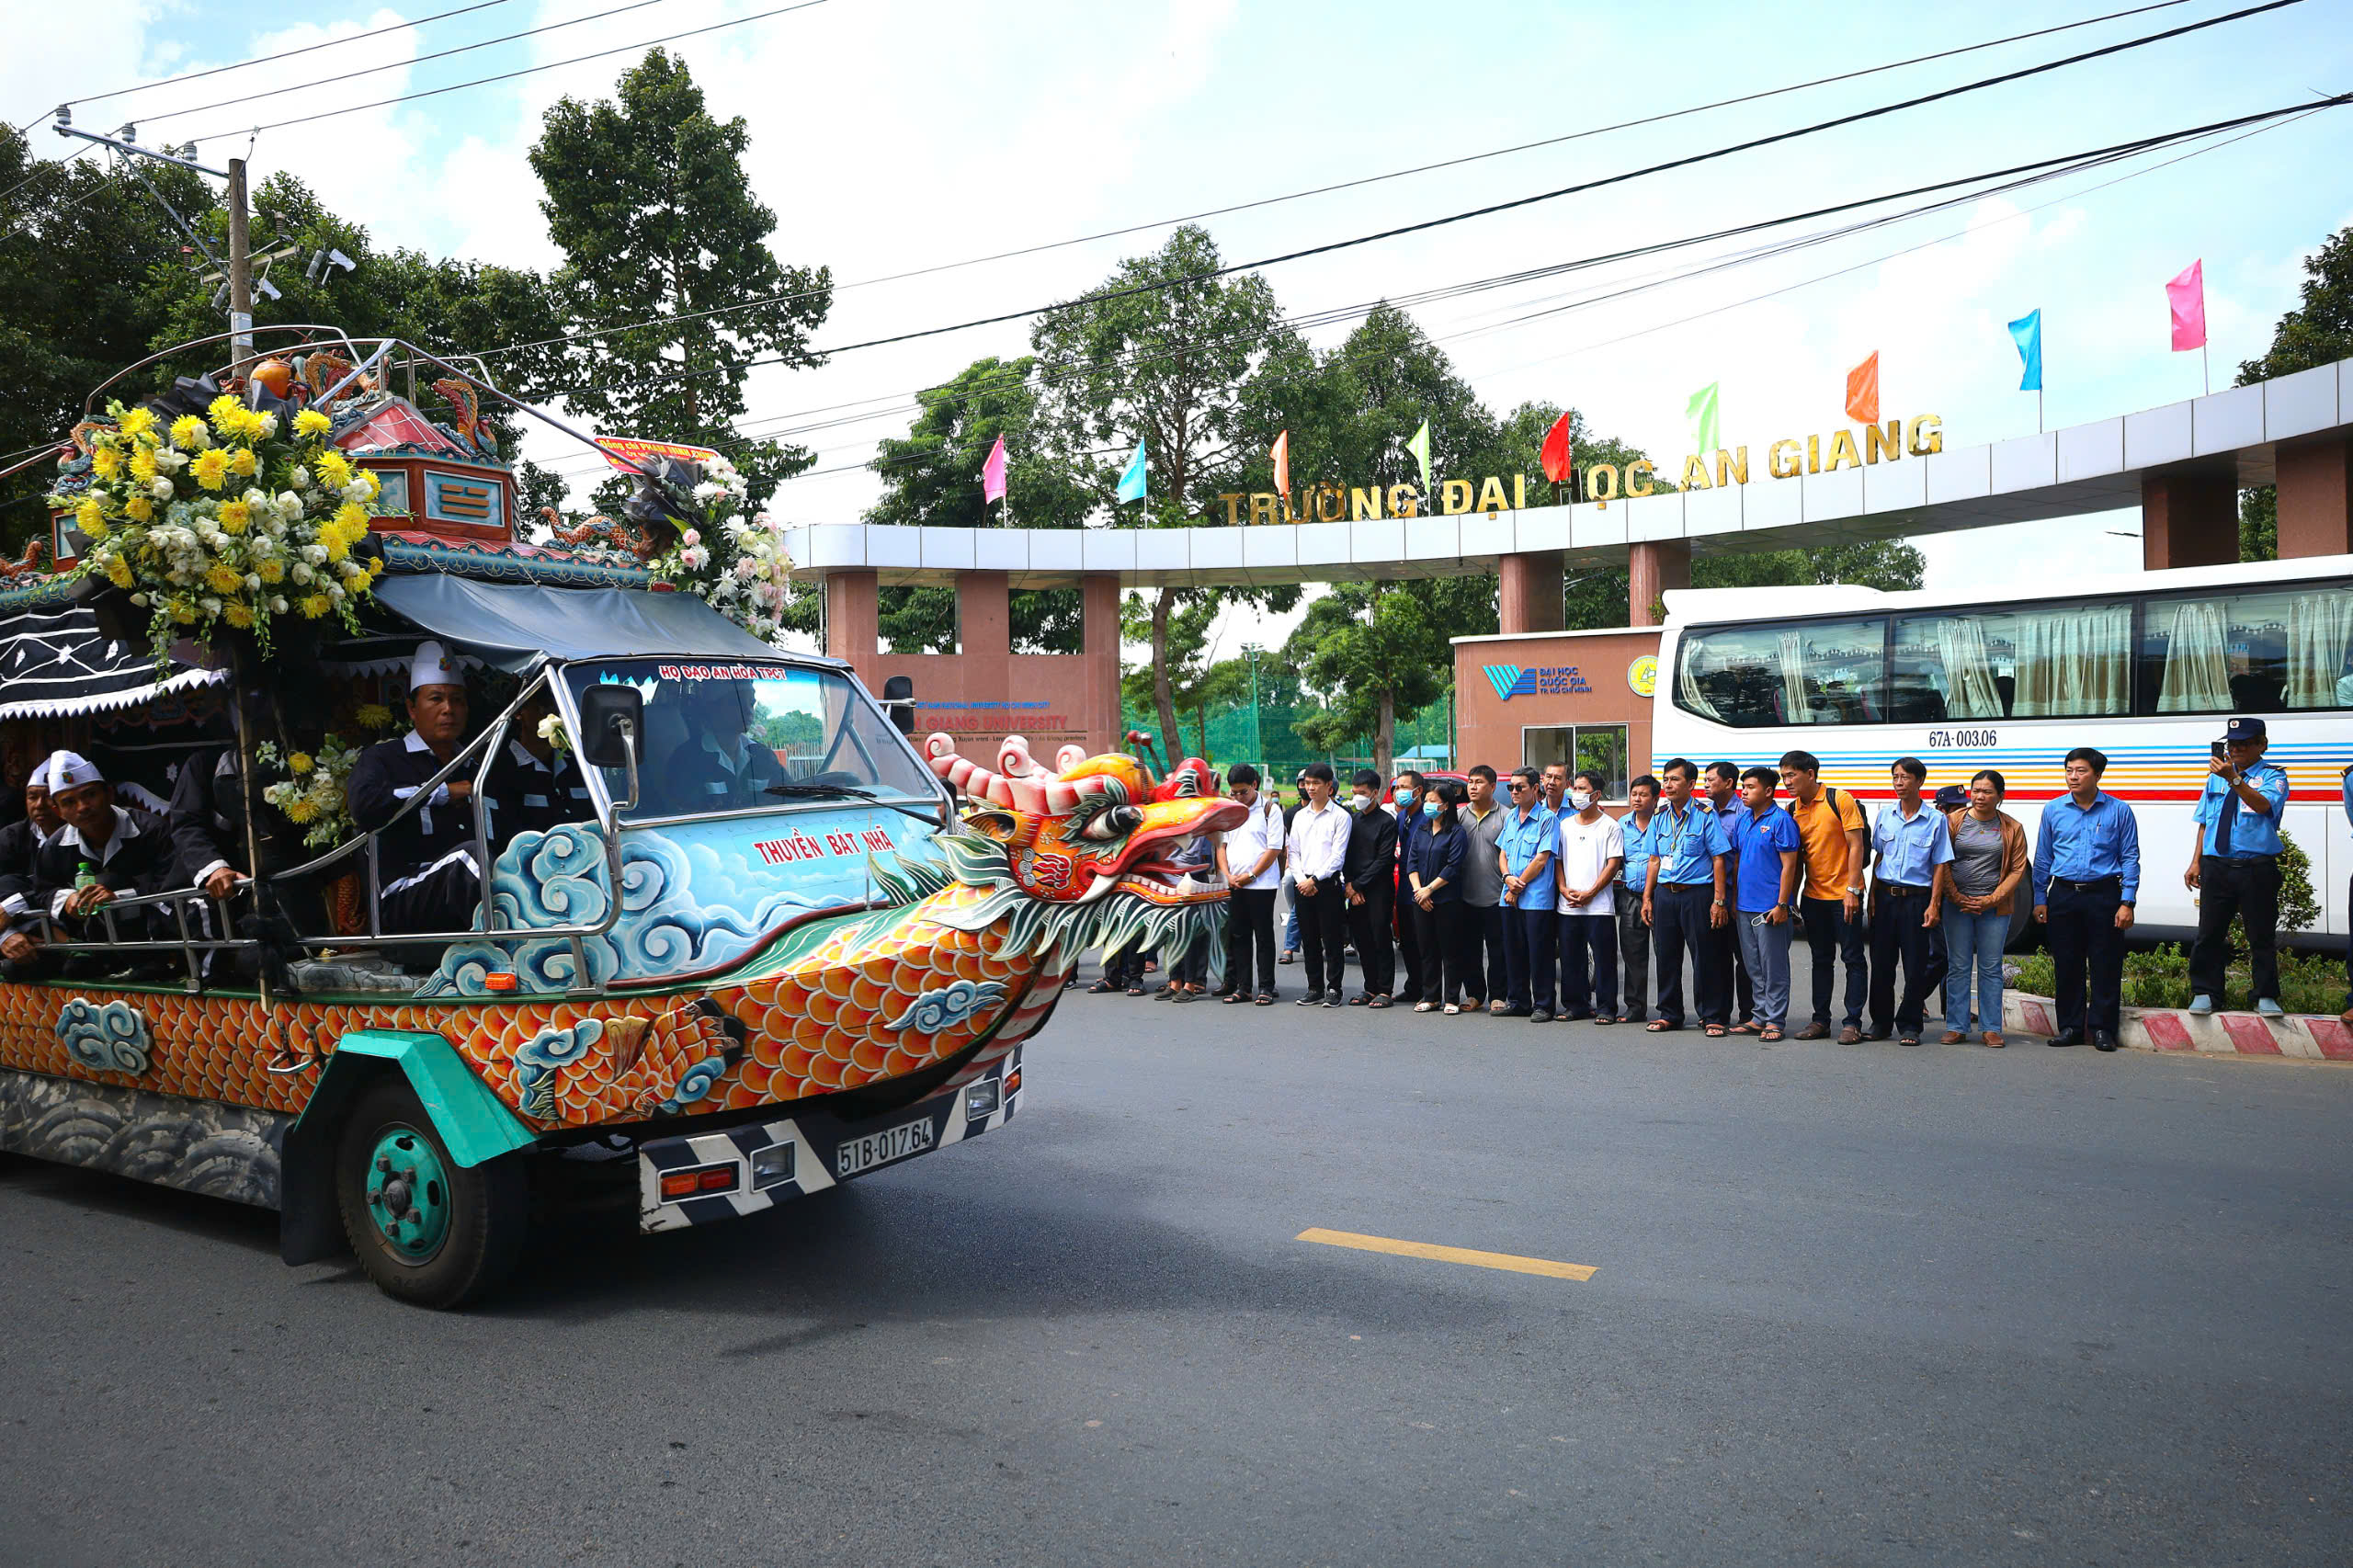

{"left": 226, "top": 158, "right": 253, "bottom": 369}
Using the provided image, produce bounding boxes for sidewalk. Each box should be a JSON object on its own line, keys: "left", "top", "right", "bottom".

{"left": 2002, "top": 991, "right": 2353, "bottom": 1061}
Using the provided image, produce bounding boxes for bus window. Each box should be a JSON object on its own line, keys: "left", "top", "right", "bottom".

{"left": 2140, "top": 584, "right": 2352, "bottom": 714}
{"left": 1673, "top": 618, "right": 1884, "bottom": 728}
{"left": 1894, "top": 601, "right": 2131, "bottom": 721}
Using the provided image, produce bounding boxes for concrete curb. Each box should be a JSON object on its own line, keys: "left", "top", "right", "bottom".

{"left": 2001, "top": 991, "right": 2353, "bottom": 1062}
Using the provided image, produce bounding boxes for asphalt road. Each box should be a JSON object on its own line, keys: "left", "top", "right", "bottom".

{"left": 4, "top": 968, "right": 2350, "bottom": 1567}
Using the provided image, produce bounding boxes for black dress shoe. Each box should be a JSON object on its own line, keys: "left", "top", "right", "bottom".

{"left": 2092, "top": 1030, "right": 2119, "bottom": 1052}
{"left": 2049, "top": 1028, "right": 2085, "bottom": 1047}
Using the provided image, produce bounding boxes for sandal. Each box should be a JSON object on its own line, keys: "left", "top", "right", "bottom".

{"left": 1086, "top": 979, "right": 1116, "bottom": 994}
{"left": 1125, "top": 985, "right": 1146, "bottom": 997}
{"left": 1759, "top": 1027, "right": 1784, "bottom": 1042}
{"left": 1255, "top": 992, "right": 1276, "bottom": 1006}
{"left": 1415, "top": 1001, "right": 1437, "bottom": 1014}
{"left": 1703, "top": 1025, "right": 1727, "bottom": 1038}
{"left": 1593, "top": 1015, "right": 1617, "bottom": 1027}
{"left": 1443, "top": 1003, "right": 1461, "bottom": 1016}
{"left": 1347, "top": 994, "right": 1370, "bottom": 1006}
{"left": 1645, "top": 1019, "right": 1677, "bottom": 1032}
{"left": 1369, "top": 995, "right": 1392, "bottom": 1009}
{"left": 1728, "top": 1023, "right": 1761, "bottom": 1036}
{"left": 1221, "top": 991, "right": 1249, "bottom": 1005}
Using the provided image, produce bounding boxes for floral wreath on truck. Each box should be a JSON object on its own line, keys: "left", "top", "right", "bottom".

{"left": 625, "top": 453, "right": 795, "bottom": 643}
{"left": 50, "top": 376, "right": 383, "bottom": 666}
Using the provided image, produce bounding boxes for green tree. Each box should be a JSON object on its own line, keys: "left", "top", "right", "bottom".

{"left": 531, "top": 49, "right": 831, "bottom": 503}
{"left": 2234, "top": 222, "right": 2353, "bottom": 562}
{"left": 1285, "top": 583, "right": 1447, "bottom": 778}
{"left": 1030, "top": 225, "right": 1300, "bottom": 752}
{"left": 0, "top": 128, "right": 203, "bottom": 549}
{"left": 866, "top": 355, "right": 1093, "bottom": 654}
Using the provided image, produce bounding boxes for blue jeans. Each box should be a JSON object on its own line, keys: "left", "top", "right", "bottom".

{"left": 1942, "top": 907, "right": 2008, "bottom": 1034}
{"left": 1283, "top": 881, "right": 1300, "bottom": 951}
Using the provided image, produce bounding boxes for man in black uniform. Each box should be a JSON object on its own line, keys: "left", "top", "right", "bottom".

{"left": 1342, "top": 767, "right": 1397, "bottom": 1006}
{"left": 5, "top": 752, "right": 179, "bottom": 969}
{"left": 656, "top": 677, "right": 790, "bottom": 814}
{"left": 484, "top": 687, "right": 594, "bottom": 848}
{"left": 347, "top": 642, "right": 484, "bottom": 935}
{"left": 0, "top": 760, "right": 63, "bottom": 931}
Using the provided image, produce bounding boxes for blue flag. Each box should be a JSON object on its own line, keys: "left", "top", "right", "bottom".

{"left": 1115, "top": 437, "right": 1148, "bottom": 503}
{"left": 2007, "top": 309, "right": 2042, "bottom": 392}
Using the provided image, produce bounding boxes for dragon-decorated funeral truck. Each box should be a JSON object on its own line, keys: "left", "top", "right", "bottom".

{"left": 0, "top": 329, "right": 1239, "bottom": 1306}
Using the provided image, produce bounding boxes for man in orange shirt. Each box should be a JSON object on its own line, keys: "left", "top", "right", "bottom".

{"left": 1779, "top": 749, "right": 1870, "bottom": 1042}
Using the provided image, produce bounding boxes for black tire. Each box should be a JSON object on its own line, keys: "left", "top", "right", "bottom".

{"left": 334, "top": 1077, "right": 527, "bottom": 1309}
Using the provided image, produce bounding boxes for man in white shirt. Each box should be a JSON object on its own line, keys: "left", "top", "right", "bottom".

{"left": 1214, "top": 763, "right": 1286, "bottom": 1005}
{"left": 1284, "top": 762, "right": 1352, "bottom": 1007}
{"left": 1555, "top": 770, "right": 1626, "bottom": 1022}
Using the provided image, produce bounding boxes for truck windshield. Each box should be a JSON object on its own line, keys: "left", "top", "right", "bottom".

{"left": 563, "top": 658, "right": 937, "bottom": 821}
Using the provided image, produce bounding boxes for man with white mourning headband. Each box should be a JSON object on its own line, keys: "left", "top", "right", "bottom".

{"left": 347, "top": 641, "right": 483, "bottom": 935}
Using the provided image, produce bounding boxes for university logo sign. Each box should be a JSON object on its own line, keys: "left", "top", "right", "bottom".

{"left": 1483, "top": 664, "right": 1591, "bottom": 701}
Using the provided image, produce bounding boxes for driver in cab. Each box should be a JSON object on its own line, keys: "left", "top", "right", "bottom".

{"left": 658, "top": 677, "right": 790, "bottom": 813}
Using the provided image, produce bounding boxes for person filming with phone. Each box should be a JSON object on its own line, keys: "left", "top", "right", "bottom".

{"left": 2185, "top": 716, "right": 2290, "bottom": 1017}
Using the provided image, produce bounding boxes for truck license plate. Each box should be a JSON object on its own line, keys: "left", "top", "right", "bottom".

{"left": 834, "top": 1117, "right": 936, "bottom": 1177}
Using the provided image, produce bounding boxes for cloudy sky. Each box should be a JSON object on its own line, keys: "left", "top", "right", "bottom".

{"left": 9, "top": 0, "right": 2351, "bottom": 659}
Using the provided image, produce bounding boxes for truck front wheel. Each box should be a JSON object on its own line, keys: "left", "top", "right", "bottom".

{"left": 334, "top": 1077, "right": 527, "bottom": 1308}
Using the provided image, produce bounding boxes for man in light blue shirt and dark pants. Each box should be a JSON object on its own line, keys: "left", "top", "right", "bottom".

{"left": 2187, "top": 716, "right": 2291, "bottom": 1017}
{"left": 1867, "top": 756, "right": 1953, "bottom": 1047}
{"left": 1496, "top": 767, "right": 1558, "bottom": 1020}
{"left": 2033, "top": 746, "right": 2141, "bottom": 1051}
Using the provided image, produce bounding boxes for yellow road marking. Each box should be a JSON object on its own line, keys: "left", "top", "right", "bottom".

{"left": 1296, "top": 1227, "right": 1597, "bottom": 1281}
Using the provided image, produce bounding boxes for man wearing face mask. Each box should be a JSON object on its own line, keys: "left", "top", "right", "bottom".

{"left": 1213, "top": 763, "right": 1284, "bottom": 1006}
{"left": 1460, "top": 765, "right": 1509, "bottom": 1014}
{"left": 1389, "top": 770, "right": 1427, "bottom": 1006}
{"left": 1342, "top": 769, "right": 1397, "bottom": 1006}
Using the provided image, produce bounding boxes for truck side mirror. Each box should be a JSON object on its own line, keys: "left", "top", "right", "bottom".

{"left": 881, "top": 675, "right": 915, "bottom": 737}
{"left": 577, "top": 684, "right": 643, "bottom": 770}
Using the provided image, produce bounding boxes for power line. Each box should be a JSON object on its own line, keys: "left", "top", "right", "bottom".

{"left": 133, "top": 0, "right": 679, "bottom": 130}
{"left": 575, "top": 0, "right": 2305, "bottom": 391}
{"left": 473, "top": 0, "right": 2212, "bottom": 366}
{"left": 172, "top": 0, "right": 835, "bottom": 147}
{"left": 17, "top": 0, "right": 517, "bottom": 131}
{"left": 541, "top": 97, "right": 2325, "bottom": 490}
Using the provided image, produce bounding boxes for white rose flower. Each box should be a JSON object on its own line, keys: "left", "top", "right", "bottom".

{"left": 290, "top": 562, "right": 313, "bottom": 585}
{"left": 278, "top": 491, "right": 302, "bottom": 516}
{"left": 270, "top": 596, "right": 290, "bottom": 613}
{"left": 155, "top": 449, "right": 188, "bottom": 473}
{"left": 326, "top": 584, "right": 345, "bottom": 604}
{"left": 130, "top": 592, "right": 149, "bottom": 607}
{"left": 245, "top": 574, "right": 262, "bottom": 592}
{"left": 290, "top": 467, "right": 312, "bottom": 490}
{"left": 199, "top": 596, "right": 222, "bottom": 616}
{"left": 253, "top": 413, "right": 278, "bottom": 438}
{"left": 150, "top": 477, "right": 176, "bottom": 500}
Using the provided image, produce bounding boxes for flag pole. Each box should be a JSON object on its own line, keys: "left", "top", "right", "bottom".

{"left": 2201, "top": 341, "right": 2211, "bottom": 397}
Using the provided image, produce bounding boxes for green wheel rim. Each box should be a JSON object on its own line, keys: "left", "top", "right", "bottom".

{"left": 364, "top": 1124, "right": 451, "bottom": 1262}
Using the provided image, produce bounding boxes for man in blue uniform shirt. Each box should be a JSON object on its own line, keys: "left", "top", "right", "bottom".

{"left": 2185, "top": 716, "right": 2291, "bottom": 1017}
{"left": 1642, "top": 758, "right": 1732, "bottom": 1034}
{"left": 1866, "top": 756, "right": 1952, "bottom": 1047}
{"left": 2032, "top": 746, "right": 2141, "bottom": 1051}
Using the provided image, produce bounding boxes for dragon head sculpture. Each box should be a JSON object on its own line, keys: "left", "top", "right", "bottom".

{"left": 894, "top": 734, "right": 1245, "bottom": 983}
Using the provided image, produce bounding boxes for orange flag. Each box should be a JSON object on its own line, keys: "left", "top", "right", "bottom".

{"left": 1845, "top": 352, "right": 1881, "bottom": 425}
{"left": 1271, "top": 429, "right": 1290, "bottom": 499}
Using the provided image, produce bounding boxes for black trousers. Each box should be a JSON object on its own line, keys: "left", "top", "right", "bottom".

{"left": 1297, "top": 880, "right": 1347, "bottom": 995}
{"left": 381, "top": 854, "right": 481, "bottom": 936}
{"left": 1867, "top": 885, "right": 1937, "bottom": 1034}
{"left": 1225, "top": 886, "right": 1279, "bottom": 994}
{"left": 1501, "top": 903, "right": 1555, "bottom": 1012}
{"left": 1347, "top": 886, "right": 1396, "bottom": 996}
{"left": 1402, "top": 890, "right": 1459, "bottom": 1003}
{"left": 1799, "top": 894, "right": 1869, "bottom": 1029}
{"left": 2045, "top": 877, "right": 2125, "bottom": 1035}
{"left": 1466, "top": 903, "right": 1506, "bottom": 1004}
{"left": 1560, "top": 912, "right": 1619, "bottom": 1017}
{"left": 1172, "top": 932, "right": 1212, "bottom": 985}
{"left": 1651, "top": 882, "right": 1727, "bottom": 1027}
{"left": 1395, "top": 871, "right": 1425, "bottom": 1003}
{"left": 1613, "top": 891, "right": 1650, "bottom": 1019}
{"left": 2190, "top": 855, "right": 2280, "bottom": 1003}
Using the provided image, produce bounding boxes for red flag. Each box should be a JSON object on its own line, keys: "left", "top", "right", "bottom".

{"left": 1270, "top": 429, "right": 1290, "bottom": 499}
{"left": 2167, "top": 259, "right": 2207, "bottom": 351}
{"left": 1845, "top": 352, "right": 1880, "bottom": 426}
{"left": 1539, "top": 411, "right": 1574, "bottom": 483}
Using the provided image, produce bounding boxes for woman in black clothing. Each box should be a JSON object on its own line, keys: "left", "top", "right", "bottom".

{"left": 1404, "top": 778, "right": 1471, "bottom": 1014}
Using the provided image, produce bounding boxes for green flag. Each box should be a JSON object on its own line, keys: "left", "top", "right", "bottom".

{"left": 1686, "top": 381, "right": 1721, "bottom": 453}
{"left": 1405, "top": 419, "right": 1431, "bottom": 493}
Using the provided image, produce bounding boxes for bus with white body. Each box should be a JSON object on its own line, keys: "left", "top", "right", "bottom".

{"left": 1649, "top": 553, "right": 2353, "bottom": 946}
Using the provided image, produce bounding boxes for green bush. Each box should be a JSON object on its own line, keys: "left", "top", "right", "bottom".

{"left": 2008, "top": 941, "right": 2345, "bottom": 1015}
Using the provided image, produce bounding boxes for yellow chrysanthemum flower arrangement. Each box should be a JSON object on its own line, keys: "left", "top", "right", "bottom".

{"left": 51, "top": 393, "right": 382, "bottom": 665}
{"left": 255, "top": 734, "right": 367, "bottom": 848}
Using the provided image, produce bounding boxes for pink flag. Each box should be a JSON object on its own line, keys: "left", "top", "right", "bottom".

{"left": 981, "top": 436, "right": 1008, "bottom": 504}
{"left": 2166, "top": 259, "right": 2207, "bottom": 352}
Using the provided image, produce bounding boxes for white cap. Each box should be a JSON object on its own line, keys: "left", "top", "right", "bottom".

{"left": 44, "top": 749, "right": 102, "bottom": 790}
{"left": 407, "top": 640, "right": 460, "bottom": 693}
